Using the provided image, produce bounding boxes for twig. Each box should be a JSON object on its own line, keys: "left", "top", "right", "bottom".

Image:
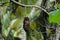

{"left": 12, "top": 0, "right": 49, "bottom": 14}
{"left": 0, "top": 0, "right": 49, "bottom": 14}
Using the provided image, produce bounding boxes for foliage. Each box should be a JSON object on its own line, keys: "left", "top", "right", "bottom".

{"left": 0, "top": 0, "right": 60, "bottom": 40}
{"left": 49, "top": 3, "right": 60, "bottom": 23}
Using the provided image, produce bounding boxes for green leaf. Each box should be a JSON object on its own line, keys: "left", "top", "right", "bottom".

{"left": 49, "top": 9, "right": 60, "bottom": 23}
{"left": 56, "top": 3, "right": 60, "bottom": 9}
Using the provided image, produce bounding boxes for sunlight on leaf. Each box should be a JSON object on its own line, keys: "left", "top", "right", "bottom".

{"left": 49, "top": 9, "right": 60, "bottom": 23}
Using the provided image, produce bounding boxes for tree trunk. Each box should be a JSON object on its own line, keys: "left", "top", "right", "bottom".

{"left": 36, "top": 0, "right": 49, "bottom": 40}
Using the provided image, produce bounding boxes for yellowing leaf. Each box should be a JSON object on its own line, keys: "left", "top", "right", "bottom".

{"left": 30, "top": 22, "right": 36, "bottom": 30}
{"left": 10, "top": 18, "right": 22, "bottom": 29}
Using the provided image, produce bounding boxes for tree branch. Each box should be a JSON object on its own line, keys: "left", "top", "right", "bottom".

{"left": 11, "top": 0, "right": 49, "bottom": 14}
{"left": 0, "top": 0, "right": 49, "bottom": 14}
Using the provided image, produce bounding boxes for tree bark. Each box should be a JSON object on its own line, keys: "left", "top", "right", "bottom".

{"left": 36, "top": 0, "right": 49, "bottom": 40}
